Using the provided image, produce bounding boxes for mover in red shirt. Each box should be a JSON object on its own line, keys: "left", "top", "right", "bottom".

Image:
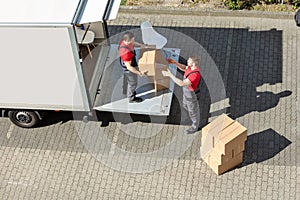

{"left": 162, "top": 55, "right": 201, "bottom": 134}
{"left": 119, "top": 32, "right": 148, "bottom": 103}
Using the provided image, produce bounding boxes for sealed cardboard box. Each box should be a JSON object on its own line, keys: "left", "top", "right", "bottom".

{"left": 154, "top": 78, "right": 170, "bottom": 91}
{"left": 139, "top": 49, "right": 170, "bottom": 91}
{"left": 201, "top": 113, "right": 234, "bottom": 146}
{"left": 139, "top": 48, "right": 157, "bottom": 76}
{"left": 201, "top": 114, "right": 247, "bottom": 175}
{"left": 214, "top": 121, "right": 247, "bottom": 154}
{"left": 206, "top": 152, "right": 243, "bottom": 175}
{"left": 215, "top": 125, "right": 247, "bottom": 155}
{"left": 204, "top": 140, "right": 246, "bottom": 166}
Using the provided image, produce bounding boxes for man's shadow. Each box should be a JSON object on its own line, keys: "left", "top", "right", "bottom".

{"left": 255, "top": 90, "right": 292, "bottom": 112}
{"left": 229, "top": 90, "right": 292, "bottom": 118}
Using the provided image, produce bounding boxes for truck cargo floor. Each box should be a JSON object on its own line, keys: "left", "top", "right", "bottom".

{"left": 93, "top": 45, "right": 180, "bottom": 116}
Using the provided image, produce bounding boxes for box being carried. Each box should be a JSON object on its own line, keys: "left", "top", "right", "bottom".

{"left": 200, "top": 114, "right": 247, "bottom": 175}
{"left": 138, "top": 49, "right": 170, "bottom": 91}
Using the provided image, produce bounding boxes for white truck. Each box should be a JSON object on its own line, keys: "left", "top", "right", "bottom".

{"left": 0, "top": 0, "right": 179, "bottom": 128}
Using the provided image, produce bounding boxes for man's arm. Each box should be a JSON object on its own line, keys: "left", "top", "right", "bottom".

{"left": 124, "top": 61, "right": 147, "bottom": 76}
{"left": 133, "top": 41, "right": 146, "bottom": 48}
{"left": 133, "top": 42, "right": 156, "bottom": 49}
{"left": 162, "top": 69, "right": 191, "bottom": 87}
{"left": 167, "top": 58, "right": 187, "bottom": 72}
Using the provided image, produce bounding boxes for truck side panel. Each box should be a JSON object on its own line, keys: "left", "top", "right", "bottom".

{"left": 0, "top": 26, "right": 89, "bottom": 111}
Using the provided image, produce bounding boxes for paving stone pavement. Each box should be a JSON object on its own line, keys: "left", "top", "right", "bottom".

{"left": 0, "top": 8, "right": 300, "bottom": 200}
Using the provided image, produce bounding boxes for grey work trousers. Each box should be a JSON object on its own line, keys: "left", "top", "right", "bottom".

{"left": 124, "top": 70, "right": 138, "bottom": 100}
{"left": 182, "top": 87, "right": 200, "bottom": 130}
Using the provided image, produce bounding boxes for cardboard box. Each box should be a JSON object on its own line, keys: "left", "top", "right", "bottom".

{"left": 201, "top": 113, "right": 234, "bottom": 146}
{"left": 205, "top": 152, "right": 243, "bottom": 175}
{"left": 154, "top": 78, "right": 170, "bottom": 91}
{"left": 139, "top": 49, "right": 170, "bottom": 91}
{"left": 204, "top": 141, "right": 245, "bottom": 165}
{"left": 139, "top": 48, "right": 157, "bottom": 76}
{"left": 215, "top": 121, "right": 247, "bottom": 155}
{"left": 201, "top": 114, "right": 247, "bottom": 175}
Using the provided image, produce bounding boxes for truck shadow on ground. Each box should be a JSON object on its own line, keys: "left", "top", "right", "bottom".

{"left": 36, "top": 111, "right": 75, "bottom": 128}
{"left": 107, "top": 25, "right": 291, "bottom": 124}
{"left": 39, "top": 25, "right": 290, "bottom": 130}
{"left": 39, "top": 25, "right": 291, "bottom": 131}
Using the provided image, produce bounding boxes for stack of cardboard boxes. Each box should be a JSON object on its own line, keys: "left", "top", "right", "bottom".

{"left": 201, "top": 114, "right": 247, "bottom": 175}
{"left": 138, "top": 49, "right": 170, "bottom": 91}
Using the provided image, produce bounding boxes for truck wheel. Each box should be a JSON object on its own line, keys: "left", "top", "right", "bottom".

{"left": 8, "top": 111, "right": 39, "bottom": 128}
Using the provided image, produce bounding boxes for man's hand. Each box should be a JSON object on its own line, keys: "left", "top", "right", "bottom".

{"left": 140, "top": 70, "right": 148, "bottom": 76}
{"left": 167, "top": 58, "right": 176, "bottom": 64}
{"left": 162, "top": 69, "right": 171, "bottom": 77}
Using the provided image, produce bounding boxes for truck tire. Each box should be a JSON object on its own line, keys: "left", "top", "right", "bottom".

{"left": 8, "top": 110, "right": 39, "bottom": 128}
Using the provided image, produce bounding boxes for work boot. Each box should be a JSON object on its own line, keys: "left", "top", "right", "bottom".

{"left": 185, "top": 127, "right": 198, "bottom": 134}
{"left": 129, "top": 97, "right": 143, "bottom": 103}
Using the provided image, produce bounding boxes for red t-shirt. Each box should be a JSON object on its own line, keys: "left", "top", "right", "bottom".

{"left": 119, "top": 40, "right": 135, "bottom": 62}
{"left": 184, "top": 66, "right": 201, "bottom": 91}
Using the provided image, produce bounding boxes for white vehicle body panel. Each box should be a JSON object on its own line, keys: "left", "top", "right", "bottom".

{"left": 0, "top": 0, "right": 80, "bottom": 24}
{"left": 0, "top": 0, "right": 121, "bottom": 24}
{"left": 0, "top": 26, "right": 89, "bottom": 111}
{"left": 0, "top": 0, "right": 121, "bottom": 112}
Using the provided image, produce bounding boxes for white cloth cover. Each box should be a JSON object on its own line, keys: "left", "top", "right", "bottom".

{"left": 141, "top": 21, "right": 167, "bottom": 49}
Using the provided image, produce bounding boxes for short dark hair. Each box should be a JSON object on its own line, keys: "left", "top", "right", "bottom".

{"left": 122, "top": 31, "right": 135, "bottom": 42}
{"left": 189, "top": 55, "right": 200, "bottom": 65}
